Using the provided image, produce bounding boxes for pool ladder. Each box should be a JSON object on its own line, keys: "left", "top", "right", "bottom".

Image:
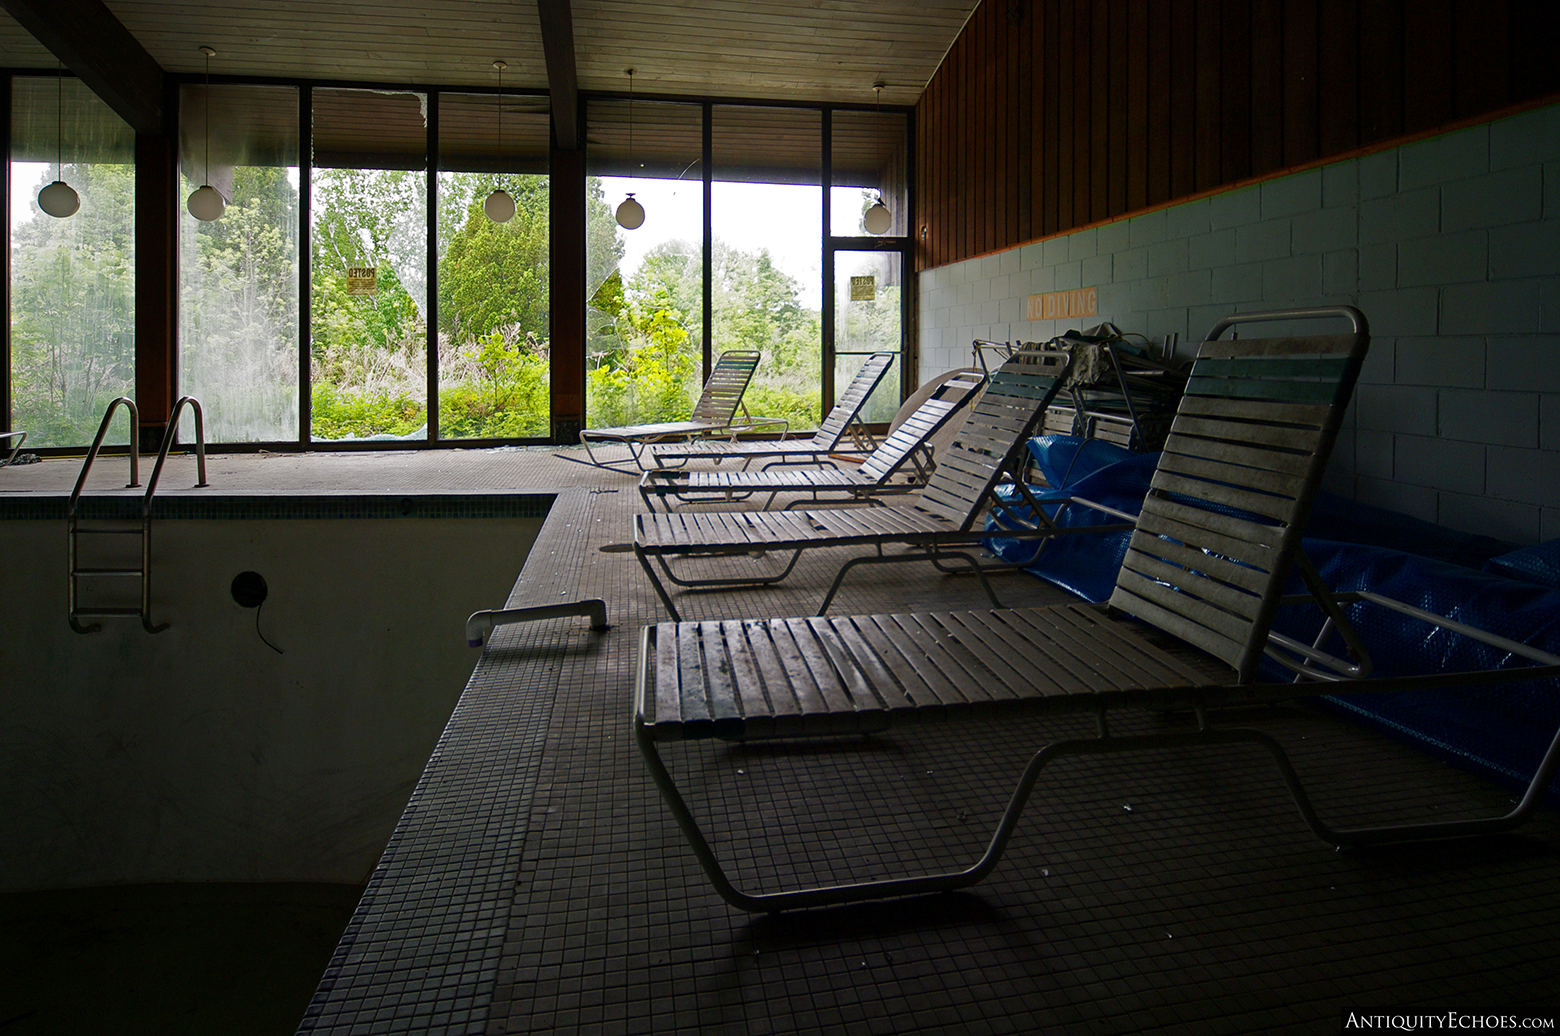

{"left": 68, "top": 397, "right": 208, "bottom": 634}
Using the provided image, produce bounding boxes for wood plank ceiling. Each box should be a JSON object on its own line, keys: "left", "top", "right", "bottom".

{"left": 0, "top": 0, "right": 977, "bottom": 108}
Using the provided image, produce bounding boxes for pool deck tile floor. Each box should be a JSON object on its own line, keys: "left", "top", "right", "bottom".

{"left": 5, "top": 445, "right": 1559, "bottom": 1035}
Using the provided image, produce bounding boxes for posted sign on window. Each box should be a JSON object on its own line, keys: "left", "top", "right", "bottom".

{"left": 347, "top": 266, "right": 378, "bottom": 296}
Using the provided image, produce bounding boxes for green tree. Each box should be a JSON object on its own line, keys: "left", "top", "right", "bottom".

{"left": 181, "top": 164, "right": 302, "bottom": 441}
{"left": 10, "top": 162, "right": 137, "bottom": 446}
{"left": 710, "top": 242, "right": 821, "bottom": 429}
{"left": 585, "top": 266, "right": 698, "bottom": 427}
{"left": 584, "top": 234, "right": 823, "bottom": 429}
{"left": 438, "top": 174, "right": 548, "bottom": 342}
{"left": 310, "top": 167, "right": 426, "bottom": 370}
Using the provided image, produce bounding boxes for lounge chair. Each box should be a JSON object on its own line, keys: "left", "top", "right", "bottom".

{"left": 637, "top": 369, "right": 985, "bottom": 511}
{"left": 634, "top": 305, "right": 1560, "bottom": 913}
{"left": 648, "top": 352, "right": 895, "bottom": 470}
{"left": 577, "top": 350, "right": 786, "bottom": 471}
{"left": 633, "top": 348, "right": 1077, "bottom": 620}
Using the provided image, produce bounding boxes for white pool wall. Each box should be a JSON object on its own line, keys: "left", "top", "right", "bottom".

{"left": 0, "top": 510, "right": 543, "bottom": 891}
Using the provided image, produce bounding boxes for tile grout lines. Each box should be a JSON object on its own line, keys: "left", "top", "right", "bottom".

{"left": 298, "top": 488, "right": 605, "bottom": 1036}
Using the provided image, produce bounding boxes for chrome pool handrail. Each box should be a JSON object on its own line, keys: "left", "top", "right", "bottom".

{"left": 68, "top": 396, "right": 141, "bottom": 517}
{"left": 142, "top": 396, "right": 209, "bottom": 516}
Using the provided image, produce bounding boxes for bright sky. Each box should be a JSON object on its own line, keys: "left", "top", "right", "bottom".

{"left": 601, "top": 177, "right": 878, "bottom": 311}
{"left": 11, "top": 162, "right": 49, "bottom": 237}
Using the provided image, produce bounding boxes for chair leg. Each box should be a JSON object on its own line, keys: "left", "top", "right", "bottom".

{"left": 648, "top": 548, "right": 805, "bottom": 589}
{"left": 634, "top": 719, "right": 1005, "bottom": 913}
{"left": 634, "top": 547, "right": 807, "bottom": 620}
{"left": 1278, "top": 716, "right": 1560, "bottom": 846}
{"left": 578, "top": 435, "right": 640, "bottom": 472}
{"left": 1049, "top": 723, "right": 1560, "bottom": 848}
{"left": 639, "top": 718, "right": 1560, "bottom": 913}
{"left": 637, "top": 726, "right": 1286, "bottom": 913}
{"left": 635, "top": 548, "right": 685, "bottom": 622}
{"left": 817, "top": 548, "right": 1004, "bottom": 615}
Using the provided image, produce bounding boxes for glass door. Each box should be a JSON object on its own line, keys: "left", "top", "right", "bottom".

{"left": 831, "top": 250, "right": 903, "bottom": 424}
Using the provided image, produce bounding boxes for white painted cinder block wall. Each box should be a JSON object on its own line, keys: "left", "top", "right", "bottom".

{"left": 916, "top": 100, "right": 1560, "bottom": 545}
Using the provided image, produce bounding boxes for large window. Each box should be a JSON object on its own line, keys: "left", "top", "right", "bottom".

{"left": 584, "top": 98, "right": 703, "bottom": 429}
{"left": 308, "top": 88, "right": 427, "bottom": 443}
{"left": 10, "top": 76, "right": 136, "bottom": 447}
{"left": 583, "top": 100, "right": 910, "bottom": 436}
{"left": 179, "top": 83, "right": 300, "bottom": 443}
{"left": 436, "top": 92, "right": 551, "bottom": 438}
{"left": 7, "top": 79, "right": 907, "bottom": 449}
{"left": 712, "top": 106, "right": 822, "bottom": 431}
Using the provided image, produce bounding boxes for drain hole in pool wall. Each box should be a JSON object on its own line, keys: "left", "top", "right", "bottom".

{"left": 232, "top": 572, "right": 284, "bottom": 653}
{"left": 231, "top": 571, "right": 268, "bottom": 608}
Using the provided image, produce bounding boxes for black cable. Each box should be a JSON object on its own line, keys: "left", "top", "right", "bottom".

{"left": 254, "top": 599, "right": 284, "bottom": 654}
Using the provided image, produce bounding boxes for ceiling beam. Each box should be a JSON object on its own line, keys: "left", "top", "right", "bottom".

{"left": 536, "top": 0, "right": 578, "bottom": 149}
{"left": 0, "top": 0, "right": 164, "bottom": 134}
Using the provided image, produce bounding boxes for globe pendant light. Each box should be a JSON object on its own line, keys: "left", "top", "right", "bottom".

{"left": 616, "top": 194, "right": 644, "bottom": 231}
{"left": 863, "top": 195, "right": 892, "bottom": 235}
{"left": 484, "top": 60, "right": 516, "bottom": 223}
{"left": 187, "top": 47, "right": 226, "bottom": 222}
{"left": 615, "top": 69, "right": 645, "bottom": 230}
{"left": 38, "top": 64, "right": 79, "bottom": 218}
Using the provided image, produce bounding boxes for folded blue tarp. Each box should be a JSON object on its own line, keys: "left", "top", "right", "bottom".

{"left": 987, "top": 435, "right": 1560, "bottom": 801}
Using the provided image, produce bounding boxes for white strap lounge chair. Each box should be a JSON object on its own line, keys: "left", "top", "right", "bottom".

{"left": 648, "top": 352, "right": 896, "bottom": 471}
{"left": 637, "top": 369, "right": 985, "bottom": 511}
{"left": 577, "top": 350, "right": 786, "bottom": 471}
{"left": 633, "top": 348, "right": 1077, "bottom": 620}
{"left": 631, "top": 307, "right": 1560, "bottom": 914}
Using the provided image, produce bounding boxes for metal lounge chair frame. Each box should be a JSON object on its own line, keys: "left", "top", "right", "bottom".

{"left": 648, "top": 352, "right": 896, "bottom": 471}
{"left": 634, "top": 305, "right": 1560, "bottom": 913}
{"left": 637, "top": 369, "right": 985, "bottom": 512}
{"left": 577, "top": 350, "right": 786, "bottom": 471}
{"left": 633, "top": 348, "right": 1078, "bottom": 621}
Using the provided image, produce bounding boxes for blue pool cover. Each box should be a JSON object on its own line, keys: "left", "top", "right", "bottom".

{"left": 987, "top": 435, "right": 1560, "bottom": 802}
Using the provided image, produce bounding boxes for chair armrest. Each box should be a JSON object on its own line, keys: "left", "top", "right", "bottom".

{"left": 734, "top": 415, "right": 790, "bottom": 435}
{"left": 1051, "top": 495, "right": 1141, "bottom": 524}
{"left": 1340, "top": 590, "right": 1560, "bottom": 667}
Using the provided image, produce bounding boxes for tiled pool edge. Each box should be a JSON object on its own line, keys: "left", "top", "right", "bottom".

{"left": 0, "top": 492, "right": 553, "bottom": 521}
{"left": 296, "top": 487, "right": 599, "bottom": 1036}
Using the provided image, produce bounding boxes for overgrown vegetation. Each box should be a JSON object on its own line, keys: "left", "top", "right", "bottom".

{"left": 12, "top": 159, "right": 832, "bottom": 445}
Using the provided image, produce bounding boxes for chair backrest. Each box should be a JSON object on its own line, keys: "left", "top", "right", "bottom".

{"left": 854, "top": 370, "right": 986, "bottom": 484}
{"left": 1105, "top": 307, "right": 1370, "bottom": 683}
{"left": 810, "top": 353, "right": 895, "bottom": 448}
{"left": 915, "top": 349, "right": 1073, "bottom": 528}
{"left": 688, "top": 350, "right": 763, "bottom": 424}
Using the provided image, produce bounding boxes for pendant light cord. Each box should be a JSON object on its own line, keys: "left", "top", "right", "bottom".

{"left": 627, "top": 69, "right": 634, "bottom": 188}
{"left": 55, "top": 63, "right": 63, "bottom": 181}
{"left": 203, "top": 50, "right": 211, "bottom": 185}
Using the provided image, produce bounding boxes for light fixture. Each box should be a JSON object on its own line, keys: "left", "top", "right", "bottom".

{"left": 863, "top": 194, "right": 892, "bottom": 235}
{"left": 861, "top": 80, "right": 892, "bottom": 235}
{"left": 615, "top": 69, "right": 645, "bottom": 230}
{"left": 186, "top": 47, "right": 226, "bottom": 222}
{"left": 484, "top": 60, "right": 516, "bottom": 223}
{"left": 38, "top": 64, "right": 79, "bottom": 218}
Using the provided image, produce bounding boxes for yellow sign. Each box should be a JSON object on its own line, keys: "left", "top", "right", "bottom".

{"left": 1025, "top": 287, "right": 1098, "bottom": 322}
{"left": 849, "top": 275, "right": 876, "bottom": 302}
{"left": 346, "top": 266, "right": 378, "bottom": 296}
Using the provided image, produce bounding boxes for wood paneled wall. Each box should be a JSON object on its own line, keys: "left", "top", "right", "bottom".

{"left": 915, "top": 0, "right": 1560, "bottom": 271}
